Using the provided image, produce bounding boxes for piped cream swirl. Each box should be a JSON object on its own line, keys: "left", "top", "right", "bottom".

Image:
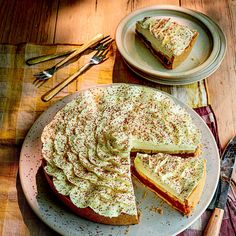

{"left": 137, "top": 17, "right": 197, "bottom": 57}
{"left": 41, "top": 84, "right": 201, "bottom": 217}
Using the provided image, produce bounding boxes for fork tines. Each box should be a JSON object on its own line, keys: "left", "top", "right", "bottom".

{"left": 91, "top": 47, "right": 111, "bottom": 65}
{"left": 95, "top": 39, "right": 112, "bottom": 55}
{"left": 33, "top": 77, "right": 47, "bottom": 88}
{"left": 95, "top": 35, "right": 113, "bottom": 51}
{"left": 98, "top": 35, "right": 110, "bottom": 44}
{"left": 96, "top": 47, "right": 110, "bottom": 58}
{"left": 33, "top": 68, "right": 54, "bottom": 87}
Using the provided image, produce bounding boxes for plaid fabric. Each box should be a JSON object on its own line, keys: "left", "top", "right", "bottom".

{"left": 194, "top": 106, "right": 222, "bottom": 153}
{"left": 179, "top": 106, "right": 236, "bottom": 236}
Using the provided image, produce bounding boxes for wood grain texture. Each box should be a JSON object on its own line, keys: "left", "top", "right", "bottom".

{"left": 204, "top": 208, "right": 224, "bottom": 236}
{"left": 0, "top": 0, "right": 59, "bottom": 44}
{"left": 54, "top": 0, "right": 179, "bottom": 43}
{"left": 0, "top": 0, "right": 235, "bottom": 235}
{"left": 181, "top": 0, "right": 236, "bottom": 148}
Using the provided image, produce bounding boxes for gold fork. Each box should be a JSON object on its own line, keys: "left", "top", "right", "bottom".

{"left": 33, "top": 34, "right": 112, "bottom": 87}
{"left": 41, "top": 44, "right": 111, "bottom": 102}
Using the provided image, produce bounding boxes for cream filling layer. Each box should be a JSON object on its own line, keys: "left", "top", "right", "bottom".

{"left": 131, "top": 138, "right": 197, "bottom": 153}
{"left": 136, "top": 23, "right": 173, "bottom": 58}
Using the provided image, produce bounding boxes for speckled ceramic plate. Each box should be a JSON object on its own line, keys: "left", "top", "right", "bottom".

{"left": 115, "top": 5, "right": 226, "bottom": 84}
{"left": 19, "top": 84, "right": 220, "bottom": 236}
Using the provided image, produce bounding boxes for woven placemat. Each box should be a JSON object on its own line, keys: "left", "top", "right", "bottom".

{"left": 0, "top": 43, "right": 208, "bottom": 144}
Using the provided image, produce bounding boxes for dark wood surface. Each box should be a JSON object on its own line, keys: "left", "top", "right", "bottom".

{"left": 0, "top": 0, "right": 235, "bottom": 235}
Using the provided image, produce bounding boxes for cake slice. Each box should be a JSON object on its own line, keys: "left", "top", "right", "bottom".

{"left": 133, "top": 153, "right": 206, "bottom": 215}
{"left": 136, "top": 17, "right": 199, "bottom": 69}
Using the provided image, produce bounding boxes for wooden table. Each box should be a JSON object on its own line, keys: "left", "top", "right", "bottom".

{"left": 0, "top": 0, "right": 235, "bottom": 235}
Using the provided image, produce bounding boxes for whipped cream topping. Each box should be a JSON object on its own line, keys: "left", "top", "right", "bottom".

{"left": 42, "top": 84, "right": 201, "bottom": 217}
{"left": 137, "top": 17, "right": 197, "bottom": 56}
{"left": 134, "top": 153, "right": 205, "bottom": 201}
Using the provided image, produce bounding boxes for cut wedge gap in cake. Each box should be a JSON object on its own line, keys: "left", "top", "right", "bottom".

{"left": 131, "top": 137, "right": 201, "bottom": 157}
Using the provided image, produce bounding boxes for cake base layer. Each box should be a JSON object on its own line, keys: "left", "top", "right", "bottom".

{"left": 132, "top": 166, "right": 190, "bottom": 215}
{"left": 132, "top": 157, "right": 206, "bottom": 215}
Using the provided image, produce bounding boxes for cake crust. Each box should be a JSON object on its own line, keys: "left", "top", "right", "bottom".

{"left": 132, "top": 167, "right": 191, "bottom": 214}
{"left": 133, "top": 154, "right": 206, "bottom": 215}
{"left": 43, "top": 162, "right": 139, "bottom": 225}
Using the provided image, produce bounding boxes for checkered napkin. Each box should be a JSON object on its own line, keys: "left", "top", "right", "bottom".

{"left": 0, "top": 43, "right": 235, "bottom": 235}
{"left": 0, "top": 43, "right": 208, "bottom": 145}
{"left": 179, "top": 106, "right": 236, "bottom": 236}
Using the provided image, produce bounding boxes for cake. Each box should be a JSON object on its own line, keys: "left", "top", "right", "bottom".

{"left": 133, "top": 153, "right": 206, "bottom": 215}
{"left": 136, "top": 17, "right": 199, "bottom": 69}
{"left": 41, "top": 84, "right": 204, "bottom": 225}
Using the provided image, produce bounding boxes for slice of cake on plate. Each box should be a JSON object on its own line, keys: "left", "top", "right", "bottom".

{"left": 136, "top": 17, "right": 199, "bottom": 69}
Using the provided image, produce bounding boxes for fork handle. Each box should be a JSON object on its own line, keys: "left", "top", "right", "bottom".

{"left": 55, "top": 34, "right": 103, "bottom": 69}
{"left": 41, "top": 63, "right": 91, "bottom": 102}
{"left": 26, "top": 49, "right": 76, "bottom": 65}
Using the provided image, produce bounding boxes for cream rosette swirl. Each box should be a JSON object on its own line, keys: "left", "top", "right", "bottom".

{"left": 41, "top": 84, "right": 201, "bottom": 217}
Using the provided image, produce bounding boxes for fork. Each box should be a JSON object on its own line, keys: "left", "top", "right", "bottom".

{"left": 41, "top": 45, "right": 111, "bottom": 102}
{"left": 33, "top": 34, "right": 112, "bottom": 86}
{"left": 28, "top": 35, "right": 112, "bottom": 66}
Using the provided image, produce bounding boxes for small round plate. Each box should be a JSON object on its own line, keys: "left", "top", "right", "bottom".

{"left": 19, "top": 84, "right": 220, "bottom": 236}
{"left": 115, "top": 5, "right": 226, "bottom": 84}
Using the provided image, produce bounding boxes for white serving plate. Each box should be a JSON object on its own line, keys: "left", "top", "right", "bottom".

{"left": 116, "top": 5, "right": 226, "bottom": 84}
{"left": 19, "top": 84, "right": 220, "bottom": 236}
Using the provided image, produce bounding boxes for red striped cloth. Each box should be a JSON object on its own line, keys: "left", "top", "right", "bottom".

{"left": 179, "top": 105, "right": 236, "bottom": 236}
